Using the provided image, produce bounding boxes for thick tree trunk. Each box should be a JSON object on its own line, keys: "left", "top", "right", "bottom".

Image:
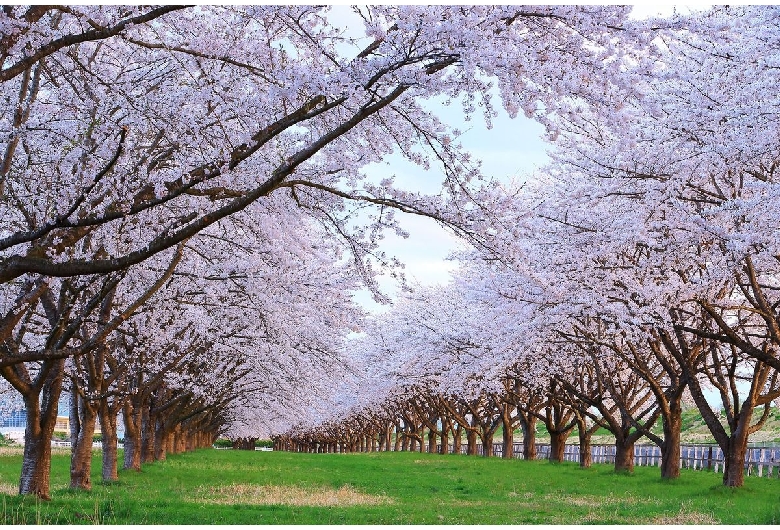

{"left": 141, "top": 405, "right": 155, "bottom": 463}
{"left": 502, "top": 417, "right": 514, "bottom": 459}
{"left": 70, "top": 396, "right": 98, "bottom": 490}
{"left": 576, "top": 418, "right": 592, "bottom": 469}
{"left": 481, "top": 432, "right": 494, "bottom": 457}
{"left": 549, "top": 430, "right": 569, "bottom": 463}
{"left": 723, "top": 427, "right": 750, "bottom": 487}
{"left": 165, "top": 429, "right": 175, "bottom": 454}
{"left": 519, "top": 415, "right": 537, "bottom": 460}
{"left": 466, "top": 428, "right": 478, "bottom": 456}
{"left": 452, "top": 424, "right": 462, "bottom": 455}
{"left": 154, "top": 420, "right": 171, "bottom": 461}
{"left": 17, "top": 364, "right": 63, "bottom": 499}
{"left": 122, "top": 399, "right": 142, "bottom": 471}
{"left": 659, "top": 403, "right": 682, "bottom": 480}
{"left": 614, "top": 439, "right": 635, "bottom": 473}
{"left": 19, "top": 424, "right": 54, "bottom": 499}
{"left": 427, "top": 428, "right": 436, "bottom": 454}
{"left": 19, "top": 367, "right": 63, "bottom": 499}
{"left": 384, "top": 424, "right": 392, "bottom": 451}
{"left": 100, "top": 400, "right": 119, "bottom": 482}
{"left": 174, "top": 425, "right": 186, "bottom": 454}
{"left": 439, "top": 424, "right": 449, "bottom": 454}
{"left": 723, "top": 444, "right": 747, "bottom": 487}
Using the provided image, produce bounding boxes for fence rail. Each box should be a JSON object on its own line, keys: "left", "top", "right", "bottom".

{"left": 430, "top": 442, "right": 780, "bottom": 479}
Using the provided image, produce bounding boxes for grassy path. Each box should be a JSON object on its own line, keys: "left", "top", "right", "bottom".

{"left": 0, "top": 448, "right": 778, "bottom": 524}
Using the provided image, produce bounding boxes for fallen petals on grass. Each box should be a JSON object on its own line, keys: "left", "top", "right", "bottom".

{"left": 191, "top": 483, "right": 394, "bottom": 507}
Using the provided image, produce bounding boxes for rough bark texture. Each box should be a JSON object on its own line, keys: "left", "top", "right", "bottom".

{"left": 576, "top": 417, "right": 592, "bottom": 469}
{"left": 659, "top": 403, "right": 682, "bottom": 479}
{"left": 100, "top": 400, "right": 120, "bottom": 482}
{"left": 548, "top": 430, "right": 569, "bottom": 462}
{"left": 519, "top": 415, "right": 537, "bottom": 461}
{"left": 439, "top": 427, "right": 449, "bottom": 455}
{"left": 723, "top": 428, "right": 750, "bottom": 487}
{"left": 427, "top": 428, "right": 436, "bottom": 454}
{"left": 502, "top": 416, "right": 514, "bottom": 459}
{"left": 481, "top": 432, "right": 494, "bottom": 457}
{"left": 122, "top": 399, "right": 142, "bottom": 471}
{"left": 466, "top": 428, "right": 478, "bottom": 456}
{"left": 70, "top": 400, "right": 97, "bottom": 491}
{"left": 141, "top": 404, "right": 155, "bottom": 463}
{"left": 614, "top": 439, "right": 635, "bottom": 473}
{"left": 69, "top": 396, "right": 98, "bottom": 490}
{"left": 452, "top": 424, "right": 462, "bottom": 455}
{"left": 18, "top": 361, "right": 65, "bottom": 499}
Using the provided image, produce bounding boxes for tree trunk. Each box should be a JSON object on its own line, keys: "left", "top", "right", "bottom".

{"left": 141, "top": 404, "right": 155, "bottom": 463}
{"left": 614, "top": 438, "right": 635, "bottom": 473}
{"left": 19, "top": 367, "right": 64, "bottom": 500}
{"left": 427, "top": 428, "right": 436, "bottom": 454}
{"left": 385, "top": 424, "right": 392, "bottom": 451}
{"left": 99, "top": 400, "right": 119, "bottom": 482}
{"left": 452, "top": 424, "right": 462, "bottom": 455}
{"left": 122, "top": 399, "right": 142, "bottom": 471}
{"left": 519, "top": 415, "right": 537, "bottom": 460}
{"left": 549, "top": 430, "right": 569, "bottom": 463}
{"left": 466, "top": 428, "right": 478, "bottom": 456}
{"left": 481, "top": 432, "right": 494, "bottom": 457}
{"left": 659, "top": 402, "right": 682, "bottom": 480}
{"left": 722, "top": 425, "right": 750, "bottom": 487}
{"left": 154, "top": 419, "right": 171, "bottom": 461}
{"left": 502, "top": 417, "right": 514, "bottom": 459}
{"left": 576, "top": 417, "right": 592, "bottom": 469}
{"left": 70, "top": 395, "right": 98, "bottom": 490}
{"left": 439, "top": 424, "right": 450, "bottom": 455}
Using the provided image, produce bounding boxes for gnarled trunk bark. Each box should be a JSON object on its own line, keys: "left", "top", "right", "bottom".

{"left": 70, "top": 394, "right": 98, "bottom": 490}
{"left": 100, "top": 399, "right": 119, "bottom": 482}
{"left": 502, "top": 419, "right": 514, "bottom": 459}
{"left": 614, "top": 439, "right": 635, "bottom": 473}
{"left": 439, "top": 424, "right": 450, "bottom": 455}
{"left": 18, "top": 366, "right": 64, "bottom": 499}
{"left": 141, "top": 404, "right": 156, "bottom": 463}
{"left": 452, "top": 424, "right": 462, "bottom": 455}
{"left": 723, "top": 427, "right": 750, "bottom": 487}
{"left": 466, "top": 428, "right": 478, "bottom": 456}
{"left": 576, "top": 417, "right": 592, "bottom": 469}
{"left": 519, "top": 414, "right": 537, "bottom": 461}
{"left": 659, "top": 402, "right": 682, "bottom": 480}
{"left": 548, "top": 429, "right": 571, "bottom": 463}
{"left": 122, "top": 398, "right": 142, "bottom": 471}
{"left": 480, "top": 432, "right": 494, "bottom": 457}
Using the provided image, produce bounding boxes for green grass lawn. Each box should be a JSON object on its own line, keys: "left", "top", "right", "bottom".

{"left": 0, "top": 447, "right": 779, "bottom": 524}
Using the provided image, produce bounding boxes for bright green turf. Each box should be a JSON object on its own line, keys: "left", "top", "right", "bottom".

{"left": 0, "top": 448, "right": 778, "bottom": 524}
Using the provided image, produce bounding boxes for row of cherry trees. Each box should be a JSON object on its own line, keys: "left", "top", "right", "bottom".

{"left": 0, "top": 5, "right": 646, "bottom": 499}
{"left": 278, "top": 6, "right": 780, "bottom": 489}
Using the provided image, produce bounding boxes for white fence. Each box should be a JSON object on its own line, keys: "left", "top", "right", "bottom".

{"left": 433, "top": 442, "right": 780, "bottom": 479}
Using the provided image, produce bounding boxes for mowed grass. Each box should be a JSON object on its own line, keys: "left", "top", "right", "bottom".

{"left": 0, "top": 447, "right": 779, "bottom": 524}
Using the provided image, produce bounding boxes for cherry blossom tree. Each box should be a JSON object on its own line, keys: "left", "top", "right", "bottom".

{"left": 0, "top": 5, "right": 634, "bottom": 288}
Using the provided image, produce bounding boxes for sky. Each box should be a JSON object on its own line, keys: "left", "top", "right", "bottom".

{"left": 353, "top": 104, "right": 550, "bottom": 313}
{"left": 344, "top": 4, "right": 712, "bottom": 313}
